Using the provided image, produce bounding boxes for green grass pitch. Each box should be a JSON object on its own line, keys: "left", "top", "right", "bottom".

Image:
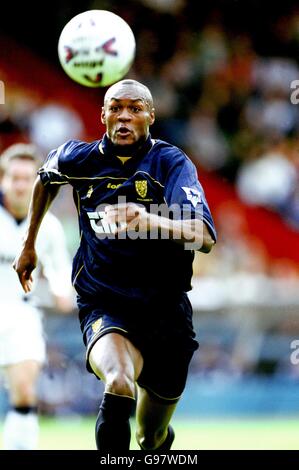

{"left": 1, "top": 416, "right": 298, "bottom": 450}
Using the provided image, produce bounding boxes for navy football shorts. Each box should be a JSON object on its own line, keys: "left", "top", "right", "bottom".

{"left": 77, "top": 292, "right": 199, "bottom": 404}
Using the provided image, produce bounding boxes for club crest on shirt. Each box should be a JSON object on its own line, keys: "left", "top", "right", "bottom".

{"left": 135, "top": 180, "right": 147, "bottom": 198}
{"left": 182, "top": 187, "right": 202, "bottom": 208}
{"left": 91, "top": 318, "right": 103, "bottom": 334}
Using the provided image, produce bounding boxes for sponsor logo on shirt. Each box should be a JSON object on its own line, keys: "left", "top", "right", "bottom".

{"left": 87, "top": 211, "right": 127, "bottom": 235}
{"left": 107, "top": 182, "right": 122, "bottom": 190}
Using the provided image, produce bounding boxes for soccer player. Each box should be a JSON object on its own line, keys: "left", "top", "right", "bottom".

{"left": 13, "top": 79, "right": 216, "bottom": 451}
{"left": 0, "top": 143, "right": 73, "bottom": 450}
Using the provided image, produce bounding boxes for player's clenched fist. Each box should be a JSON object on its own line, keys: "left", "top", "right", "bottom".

{"left": 104, "top": 202, "right": 150, "bottom": 233}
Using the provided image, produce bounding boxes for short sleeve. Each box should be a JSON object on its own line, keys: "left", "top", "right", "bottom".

{"left": 38, "top": 142, "right": 72, "bottom": 186}
{"left": 164, "top": 155, "right": 217, "bottom": 241}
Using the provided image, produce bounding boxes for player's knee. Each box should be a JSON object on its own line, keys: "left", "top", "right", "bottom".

{"left": 136, "top": 426, "right": 166, "bottom": 450}
{"left": 105, "top": 371, "right": 135, "bottom": 398}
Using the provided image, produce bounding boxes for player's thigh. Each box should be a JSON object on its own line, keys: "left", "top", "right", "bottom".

{"left": 89, "top": 332, "right": 143, "bottom": 383}
{"left": 135, "top": 384, "right": 177, "bottom": 434}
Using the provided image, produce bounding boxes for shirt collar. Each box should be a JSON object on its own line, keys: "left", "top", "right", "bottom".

{"left": 99, "top": 133, "right": 153, "bottom": 161}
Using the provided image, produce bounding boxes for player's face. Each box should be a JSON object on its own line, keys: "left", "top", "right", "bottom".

{"left": 2, "top": 159, "right": 36, "bottom": 212}
{"left": 101, "top": 89, "right": 155, "bottom": 148}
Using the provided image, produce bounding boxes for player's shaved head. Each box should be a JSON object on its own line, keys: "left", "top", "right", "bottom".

{"left": 104, "top": 79, "right": 154, "bottom": 110}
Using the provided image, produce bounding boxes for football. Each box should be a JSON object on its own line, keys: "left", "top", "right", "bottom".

{"left": 58, "top": 10, "right": 136, "bottom": 87}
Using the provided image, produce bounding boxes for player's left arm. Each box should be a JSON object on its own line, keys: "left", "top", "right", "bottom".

{"left": 149, "top": 215, "right": 215, "bottom": 252}
{"left": 161, "top": 152, "right": 217, "bottom": 251}
{"left": 104, "top": 203, "right": 214, "bottom": 252}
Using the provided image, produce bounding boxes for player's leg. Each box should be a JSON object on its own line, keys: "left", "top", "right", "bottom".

{"left": 135, "top": 385, "right": 177, "bottom": 450}
{"left": 89, "top": 332, "right": 143, "bottom": 451}
{"left": 135, "top": 293, "right": 198, "bottom": 450}
{"left": 3, "top": 360, "right": 41, "bottom": 450}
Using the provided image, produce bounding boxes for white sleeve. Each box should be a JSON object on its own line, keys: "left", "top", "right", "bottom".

{"left": 36, "top": 213, "right": 73, "bottom": 298}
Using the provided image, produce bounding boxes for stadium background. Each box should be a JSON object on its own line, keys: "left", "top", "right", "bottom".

{"left": 1, "top": 0, "right": 299, "bottom": 449}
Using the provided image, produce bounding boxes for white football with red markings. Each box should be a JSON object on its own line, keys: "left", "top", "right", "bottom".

{"left": 58, "top": 10, "right": 136, "bottom": 87}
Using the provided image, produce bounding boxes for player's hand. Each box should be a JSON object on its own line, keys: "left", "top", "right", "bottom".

{"left": 104, "top": 202, "right": 151, "bottom": 234}
{"left": 12, "top": 247, "right": 37, "bottom": 293}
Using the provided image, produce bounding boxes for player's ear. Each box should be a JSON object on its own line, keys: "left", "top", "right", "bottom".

{"left": 149, "top": 108, "right": 155, "bottom": 126}
{"left": 101, "top": 107, "right": 106, "bottom": 124}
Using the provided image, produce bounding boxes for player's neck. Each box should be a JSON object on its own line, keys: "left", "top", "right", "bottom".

{"left": 103, "top": 133, "right": 152, "bottom": 158}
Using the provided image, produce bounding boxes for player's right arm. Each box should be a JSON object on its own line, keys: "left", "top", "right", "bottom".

{"left": 13, "top": 178, "right": 60, "bottom": 293}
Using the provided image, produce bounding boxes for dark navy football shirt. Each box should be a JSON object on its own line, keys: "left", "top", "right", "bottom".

{"left": 39, "top": 134, "right": 216, "bottom": 303}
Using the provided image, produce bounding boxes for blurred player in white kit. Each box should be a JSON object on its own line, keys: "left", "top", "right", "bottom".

{"left": 0, "top": 143, "right": 73, "bottom": 449}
